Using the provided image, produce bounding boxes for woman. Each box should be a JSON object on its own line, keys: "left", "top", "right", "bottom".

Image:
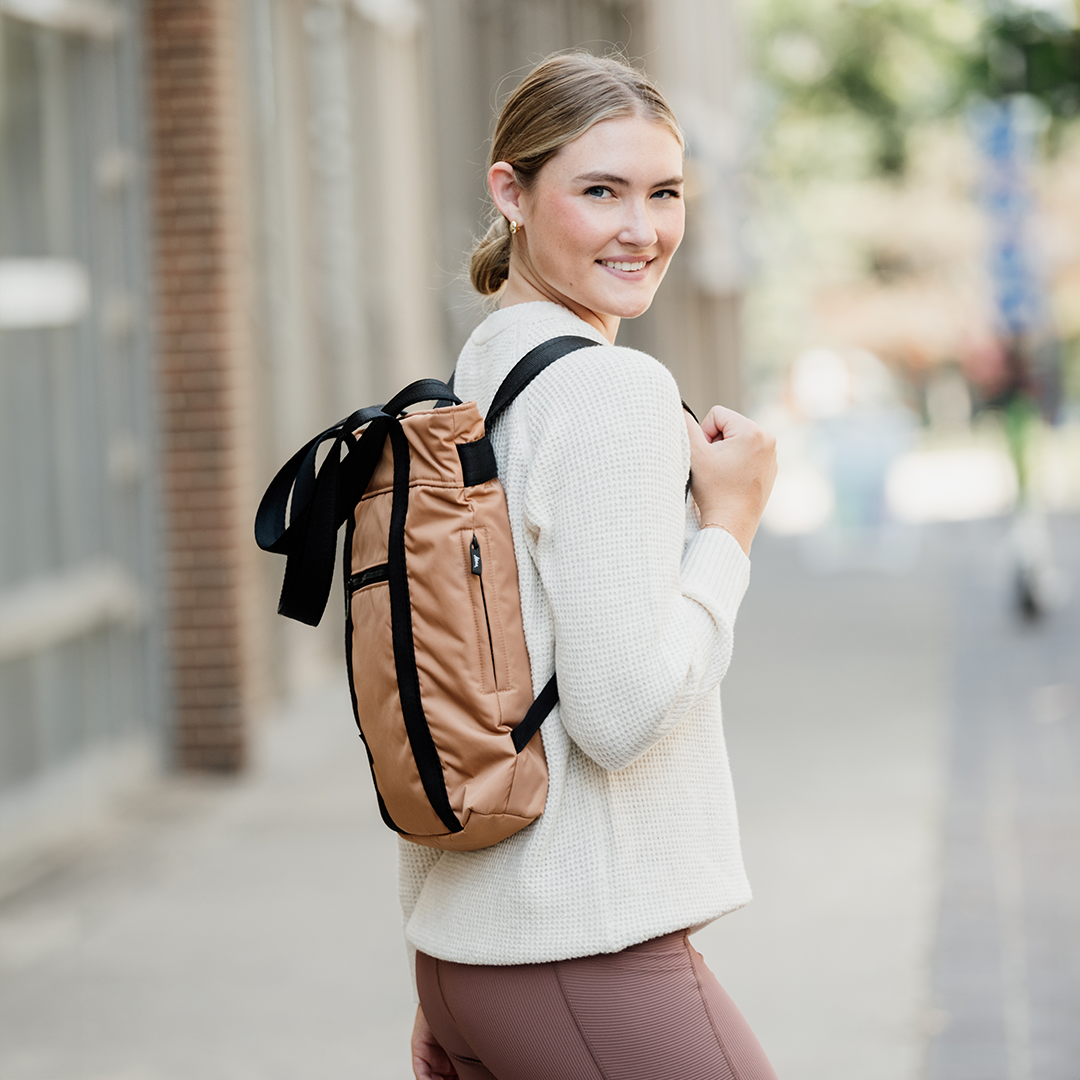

{"left": 406, "top": 52, "right": 779, "bottom": 1080}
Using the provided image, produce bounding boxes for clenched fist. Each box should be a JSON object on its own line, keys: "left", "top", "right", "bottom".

{"left": 684, "top": 406, "right": 777, "bottom": 555}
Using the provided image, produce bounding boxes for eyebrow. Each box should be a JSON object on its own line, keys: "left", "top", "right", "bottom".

{"left": 572, "top": 171, "right": 684, "bottom": 188}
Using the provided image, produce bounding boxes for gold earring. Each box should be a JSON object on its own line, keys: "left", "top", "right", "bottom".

{"left": 509, "top": 220, "right": 519, "bottom": 235}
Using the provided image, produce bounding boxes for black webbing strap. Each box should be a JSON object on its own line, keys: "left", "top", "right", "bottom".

{"left": 386, "top": 421, "right": 462, "bottom": 834}
{"left": 487, "top": 336, "right": 599, "bottom": 426}
{"left": 457, "top": 439, "right": 498, "bottom": 486}
{"left": 254, "top": 380, "right": 459, "bottom": 626}
{"left": 681, "top": 401, "right": 699, "bottom": 498}
{"left": 385, "top": 379, "right": 459, "bottom": 416}
{"left": 511, "top": 673, "right": 558, "bottom": 752}
{"left": 434, "top": 371, "right": 456, "bottom": 409}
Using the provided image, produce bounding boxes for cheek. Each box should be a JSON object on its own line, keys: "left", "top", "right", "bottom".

{"left": 663, "top": 205, "right": 686, "bottom": 250}
{"left": 546, "top": 199, "right": 598, "bottom": 248}
{"left": 534, "top": 201, "right": 602, "bottom": 277}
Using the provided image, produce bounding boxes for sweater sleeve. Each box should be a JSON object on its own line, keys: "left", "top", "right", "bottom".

{"left": 522, "top": 348, "right": 750, "bottom": 772}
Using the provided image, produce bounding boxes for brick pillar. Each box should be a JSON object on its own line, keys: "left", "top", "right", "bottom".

{"left": 146, "top": 0, "right": 255, "bottom": 771}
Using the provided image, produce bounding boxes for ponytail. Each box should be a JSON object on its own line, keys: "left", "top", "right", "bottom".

{"left": 469, "top": 216, "right": 513, "bottom": 296}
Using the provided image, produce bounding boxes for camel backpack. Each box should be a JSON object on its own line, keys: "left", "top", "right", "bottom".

{"left": 255, "top": 336, "right": 596, "bottom": 850}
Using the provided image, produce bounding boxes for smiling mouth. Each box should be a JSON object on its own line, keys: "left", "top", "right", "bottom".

{"left": 598, "top": 259, "right": 649, "bottom": 272}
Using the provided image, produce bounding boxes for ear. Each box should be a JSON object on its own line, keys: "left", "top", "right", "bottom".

{"left": 488, "top": 161, "right": 525, "bottom": 224}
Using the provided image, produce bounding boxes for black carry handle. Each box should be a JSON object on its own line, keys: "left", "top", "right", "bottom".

{"left": 384, "top": 379, "right": 462, "bottom": 417}
{"left": 254, "top": 380, "right": 459, "bottom": 626}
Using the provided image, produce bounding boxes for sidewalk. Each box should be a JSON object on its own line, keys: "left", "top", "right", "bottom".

{"left": 2, "top": 521, "right": 1072, "bottom": 1079}
{"left": 695, "top": 528, "right": 948, "bottom": 1080}
{"left": 926, "top": 514, "right": 1080, "bottom": 1080}
{"left": 0, "top": 680, "right": 416, "bottom": 1080}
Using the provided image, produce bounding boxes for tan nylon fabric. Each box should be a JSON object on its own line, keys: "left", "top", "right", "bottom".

{"left": 348, "top": 402, "right": 548, "bottom": 851}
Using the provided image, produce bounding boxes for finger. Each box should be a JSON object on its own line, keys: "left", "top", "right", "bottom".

{"left": 701, "top": 404, "right": 748, "bottom": 442}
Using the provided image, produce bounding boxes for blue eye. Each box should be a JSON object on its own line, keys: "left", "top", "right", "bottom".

{"left": 652, "top": 189, "right": 681, "bottom": 199}
{"left": 585, "top": 186, "right": 613, "bottom": 198}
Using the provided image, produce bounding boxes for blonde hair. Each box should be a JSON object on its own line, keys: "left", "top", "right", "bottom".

{"left": 469, "top": 52, "right": 683, "bottom": 296}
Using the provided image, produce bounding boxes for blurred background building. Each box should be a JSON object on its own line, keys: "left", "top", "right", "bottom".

{"left": 0, "top": 0, "right": 750, "bottom": 824}
{"left": 1, "top": 0, "right": 163, "bottom": 836}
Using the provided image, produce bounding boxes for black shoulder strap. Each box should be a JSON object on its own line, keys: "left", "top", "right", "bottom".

{"left": 481, "top": 335, "right": 598, "bottom": 753}
{"left": 512, "top": 673, "right": 558, "bottom": 753}
{"left": 487, "top": 335, "right": 598, "bottom": 427}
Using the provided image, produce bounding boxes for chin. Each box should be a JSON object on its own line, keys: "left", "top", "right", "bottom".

{"left": 607, "top": 294, "right": 657, "bottom": 320}
{"left": 585, "top": 285, "right": 659, "bottom": 321}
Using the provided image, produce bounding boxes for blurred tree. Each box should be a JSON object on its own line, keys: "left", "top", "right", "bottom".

{"left": 967, "top": 3, "right": 1080, "bottom": 149}
{"left": 753, "top": 0, "right": 1080, "bottom": 176}
{"left": 743, "top": 0, "right": 1080, "bottom": 402}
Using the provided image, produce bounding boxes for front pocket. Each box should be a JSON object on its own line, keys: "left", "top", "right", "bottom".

{"left": 469, "top": 534, "right": 498, "bottom": 690}
{"left": 348, "top": 563, "right": 389, "bottom": 594}
{"left": 460, "top": 528, "right": 508, "bottom": 694}
{"left": 347, "top": 567, "right": 447, "bottom": 837}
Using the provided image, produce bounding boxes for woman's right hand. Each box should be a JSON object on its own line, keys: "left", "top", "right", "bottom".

{"left": 684, "top": 406, "right": 777, "bottom": 555}
{"left": 412, "top": 1005, "right": 460, "bottom": 1080}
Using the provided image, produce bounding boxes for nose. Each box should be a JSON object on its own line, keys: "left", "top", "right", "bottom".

{"left": 617, "top": 197, "right": 658, "bottom": 250}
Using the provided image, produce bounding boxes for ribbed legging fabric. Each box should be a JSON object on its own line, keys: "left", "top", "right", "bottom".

{"left": 416, "top": 930, "right": 780, "bottom": 1080}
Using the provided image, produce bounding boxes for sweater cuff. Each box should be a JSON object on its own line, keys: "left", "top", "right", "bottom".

{"left": 681, "top": 525, "right": 751, "bottom": 621}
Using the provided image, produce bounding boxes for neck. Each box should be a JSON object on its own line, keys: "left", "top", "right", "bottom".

{"left": 498, "top": 268, "right": 619, "bottom": 344}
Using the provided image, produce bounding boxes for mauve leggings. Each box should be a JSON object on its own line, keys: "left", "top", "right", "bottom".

{"left": 416, "top": 930, "right": 779, "bottom": 1080}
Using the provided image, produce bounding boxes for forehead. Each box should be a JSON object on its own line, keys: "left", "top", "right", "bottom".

{"left": 548, "top": 115, "right": 684, "bottom": 178}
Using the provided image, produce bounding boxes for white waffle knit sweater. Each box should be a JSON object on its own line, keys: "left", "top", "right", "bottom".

{"left": 399, "top": 301, "right": 752, "bottom": 968}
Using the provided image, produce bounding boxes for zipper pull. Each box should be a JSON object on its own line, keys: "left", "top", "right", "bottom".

{"left": 470, "top": 535, "right": 482, "bottom": 576}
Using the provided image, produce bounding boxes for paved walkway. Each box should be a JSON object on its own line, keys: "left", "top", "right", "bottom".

{"left": 0, "top": 681, "right": 415, "bottom": 1080}
{"left": 0, "top": 519, "right": 1075, "bottom": 1080}
{"left": 695, "top": 527, "right": 948, "bottom": 1080}
{"left": 926, "top": 515, "right": 1080, "bottom": 1080}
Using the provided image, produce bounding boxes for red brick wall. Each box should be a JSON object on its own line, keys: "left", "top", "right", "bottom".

{"left": 146, "top": 0, "right": 255, "bottom": 771}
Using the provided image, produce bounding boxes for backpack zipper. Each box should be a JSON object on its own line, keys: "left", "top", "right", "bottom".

{"left": 470, "top": 535, "right": 498, "bottom": 689}
{"left": 347, "top": 563, "right": 389, "bottom": 594}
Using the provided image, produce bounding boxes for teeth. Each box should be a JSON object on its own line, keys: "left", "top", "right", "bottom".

{"left": 601, "top": 260, "right": 647, "bottom": 272}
